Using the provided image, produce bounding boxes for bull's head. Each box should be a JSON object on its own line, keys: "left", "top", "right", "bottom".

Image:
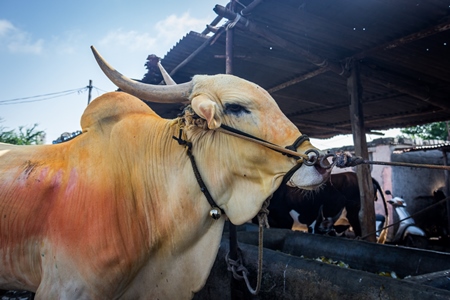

{"left": 91, "top": 46, "right": 330, "bottom": 223}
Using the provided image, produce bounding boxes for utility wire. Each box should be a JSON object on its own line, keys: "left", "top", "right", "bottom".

{"left": 0, "top": 86, "right": 106, "bottom": 105}
{"left": 93, "top": 86, "right": 109, "bottom": 93}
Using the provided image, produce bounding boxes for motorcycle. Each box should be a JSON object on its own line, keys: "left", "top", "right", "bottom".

{"left": 384, "top": 190, "right": 428, "bottom": 249}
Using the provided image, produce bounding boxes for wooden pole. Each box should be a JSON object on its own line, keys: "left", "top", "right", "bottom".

{"left": 87, "top": 80, "right": 93, "bottom": 105}
{"left": 225, "top": 2, "right": 242, "bottom": 299}
{"left": 347, "top": 60, "right": 376, "bottom": 242}
{"left": 226, "top": 15, "right": 234, "bottom": 75}
{"left": 442, "top": 151, "right": 450, "bottom": 238}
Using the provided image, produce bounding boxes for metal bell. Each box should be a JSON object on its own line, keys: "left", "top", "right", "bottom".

{"left": 209, "top": 208, "right": 222, "bottom": 220}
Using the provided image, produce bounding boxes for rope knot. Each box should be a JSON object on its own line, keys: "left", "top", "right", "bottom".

{"left": 257, "top": 196, "right": 271, "bottom": 229}
{"left": 334, "top": 152, "right": 365, "bottom": 168}
{"left": 225, "top": 248, "right": 249, "bottom": 281}
{"left": 172, "top": 129, "right": 192, "bottom": 149}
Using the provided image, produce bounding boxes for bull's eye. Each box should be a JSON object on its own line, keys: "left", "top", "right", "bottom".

{"left": 224, "top": 103, "right": 249, "bottom": 115}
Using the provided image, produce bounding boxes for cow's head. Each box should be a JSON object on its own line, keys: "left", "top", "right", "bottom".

{"left": 91, "top": 46, "right": 331, "bottom": 224}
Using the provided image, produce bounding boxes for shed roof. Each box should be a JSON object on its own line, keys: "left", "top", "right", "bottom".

{"left": 143, "top": 0, "right": 450, "bottom": 139}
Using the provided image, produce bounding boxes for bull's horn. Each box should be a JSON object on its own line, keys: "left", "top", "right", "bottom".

{"left": 157, "top": 61, "right": 177, "bottom": 85}
{"left": 91, "top": 46, "right": 192, "bottom": 103}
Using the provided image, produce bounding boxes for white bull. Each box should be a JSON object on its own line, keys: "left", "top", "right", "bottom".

{"left": 0, "top": 46, "right": 330, "bottom": 299}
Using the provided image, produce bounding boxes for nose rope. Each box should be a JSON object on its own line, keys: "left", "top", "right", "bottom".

{"left": 217, "top": 125, "right": 311, "bottom": 162}
{"left": 332, "top": 152, "right": 450, "bottom": 170}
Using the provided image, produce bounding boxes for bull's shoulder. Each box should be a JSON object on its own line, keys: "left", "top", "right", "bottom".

{"left": 80, "top": 92, "right": 159, "bottom": 130}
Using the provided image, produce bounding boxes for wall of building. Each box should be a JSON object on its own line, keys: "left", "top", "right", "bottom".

{"left": 329, "top": 139, "right": 449, "bottom": 241}
{"left": 391, "top": 150, "right": 446, "bottom": 203}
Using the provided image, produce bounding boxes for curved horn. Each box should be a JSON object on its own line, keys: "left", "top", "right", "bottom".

{"left": 157, "top": 61, "right": 177, "bottom": 85}
{"left": 91, "top": 46, "right": 192, "bottom": 103}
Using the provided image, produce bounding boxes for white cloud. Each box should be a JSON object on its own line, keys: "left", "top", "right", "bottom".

{"left": 98, "top": 11, "right": 210, "bottom": 55}
{"left": 54, "top": 30, "right": 85, "bottom": 55}
{"left": 0, "top": 19, "right": 44, "bottom": 54}
{"left": 0, "top": 20, "right": 14, "bottom": 36}
{"left": 99, "top": 29, "right": 158, "bottom": 52}
{"left": 154, "top": 12, "right": 209, "bottom": 45}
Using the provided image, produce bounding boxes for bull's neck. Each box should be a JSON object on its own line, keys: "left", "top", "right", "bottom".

{"left": 122, "top": 119, "right": 225, "bottom": 251}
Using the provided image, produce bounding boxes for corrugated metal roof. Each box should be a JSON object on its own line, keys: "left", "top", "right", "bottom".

{"left": 396, "top": 141, "right": 450, "bottom": 153}
{"left": 143, "top": 0, "right": 450, "bottom": 138}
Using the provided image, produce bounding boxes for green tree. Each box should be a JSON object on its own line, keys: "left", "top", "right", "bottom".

{"left": 400, "top": 121, "right": 449, "bottom": 141}
{"left": 0, "top": 121, "right": 45, "bottom": 145}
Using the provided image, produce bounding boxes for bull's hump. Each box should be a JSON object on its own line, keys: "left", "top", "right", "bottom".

{"left": 80, "top": 92, "right": 157, "bottom": 130}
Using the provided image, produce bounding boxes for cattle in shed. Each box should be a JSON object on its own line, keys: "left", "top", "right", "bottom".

{"left": 262, "top": 172, "right": 386, "bottom": 238}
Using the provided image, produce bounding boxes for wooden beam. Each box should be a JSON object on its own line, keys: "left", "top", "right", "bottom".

{"left": 360, "top": 64, "right": 449, "bottom": 110}
{"left": 268, "top": 67, "right": 330, "bottom": 93}
{"left": 290, "top": 120, "right": 350, "bottom": 133}
{"left": 347, "top": 60, "right": 376, "bottom": 243}
{"left": 168, "top": 32, "right": 222, "bottom": 77}
{"left": 213, "top": 4, "right": 349, "bottom": 77}
{"left": 353, "top": 17, "right": 450, "bottom": 60}
{"left": 214, "top": 4, "right": 450, "bottom": 112}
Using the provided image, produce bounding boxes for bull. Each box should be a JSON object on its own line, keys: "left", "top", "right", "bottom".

{"left": 263, "top": 172, "right": 386, "bottom": 238}
{"left": 0, "top": 46, "right": 330, "bottom": 299}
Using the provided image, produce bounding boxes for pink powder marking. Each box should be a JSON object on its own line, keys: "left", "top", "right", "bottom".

{"left": 64, "top": 168, "right": 79, "bottom": 197}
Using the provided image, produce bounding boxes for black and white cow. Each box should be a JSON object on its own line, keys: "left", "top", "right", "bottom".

{"left": 261, "top": 172, "right": 386, "bottom": 237}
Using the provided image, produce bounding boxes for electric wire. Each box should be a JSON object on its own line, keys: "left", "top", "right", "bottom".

{"left": 0, "top": 86, "right": 106, "bottom": 105}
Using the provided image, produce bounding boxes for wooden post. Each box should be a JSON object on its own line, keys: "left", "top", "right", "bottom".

{"left": 225, "top": 2, "right": 243, "bottom": 299}
{"left": 442, "top": 150, "right": 450, "bottom": 237}
{"left": 347, "top": 59, "right": 376, "bottom": 242}
{"left": 87, "top": 80, "right": 93, "bottom": 105}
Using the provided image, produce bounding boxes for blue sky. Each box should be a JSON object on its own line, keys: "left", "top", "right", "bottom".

{"left": 0, "top": 0, "right": 228, "bottom": 143}
{"left": 0, "top": 0, "right": 400, "bottom": 147}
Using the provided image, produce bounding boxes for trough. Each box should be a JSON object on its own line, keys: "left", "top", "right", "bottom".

{"left": 194, "top": 224, "right": 450, "bottom": 299}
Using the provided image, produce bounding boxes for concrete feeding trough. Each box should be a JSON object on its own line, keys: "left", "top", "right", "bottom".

{"left": 194, "top": 225, "right": 450, "bottom": 299}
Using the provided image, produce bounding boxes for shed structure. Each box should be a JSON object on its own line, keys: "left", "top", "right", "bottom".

{"left": 140, "top": 0, "right": 450, "bottom": 239}
{"left": 143, "top": 0, "right": 450, "bottom": 139}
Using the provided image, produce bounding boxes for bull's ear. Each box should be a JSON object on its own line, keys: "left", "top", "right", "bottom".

{"left": 191, "top": 95, "right": 222, "bottom": 129}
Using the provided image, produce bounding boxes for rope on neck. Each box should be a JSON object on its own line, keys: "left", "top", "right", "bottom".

{"left": 172, "top": 129, "right": 224, "bottom": 219}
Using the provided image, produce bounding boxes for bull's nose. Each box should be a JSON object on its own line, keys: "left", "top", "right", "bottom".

{"left": 303, "top": 149, "right": 320, "bottom": 166}
{"left": 303, "top": 150, "right": 334, "bottom": 170}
